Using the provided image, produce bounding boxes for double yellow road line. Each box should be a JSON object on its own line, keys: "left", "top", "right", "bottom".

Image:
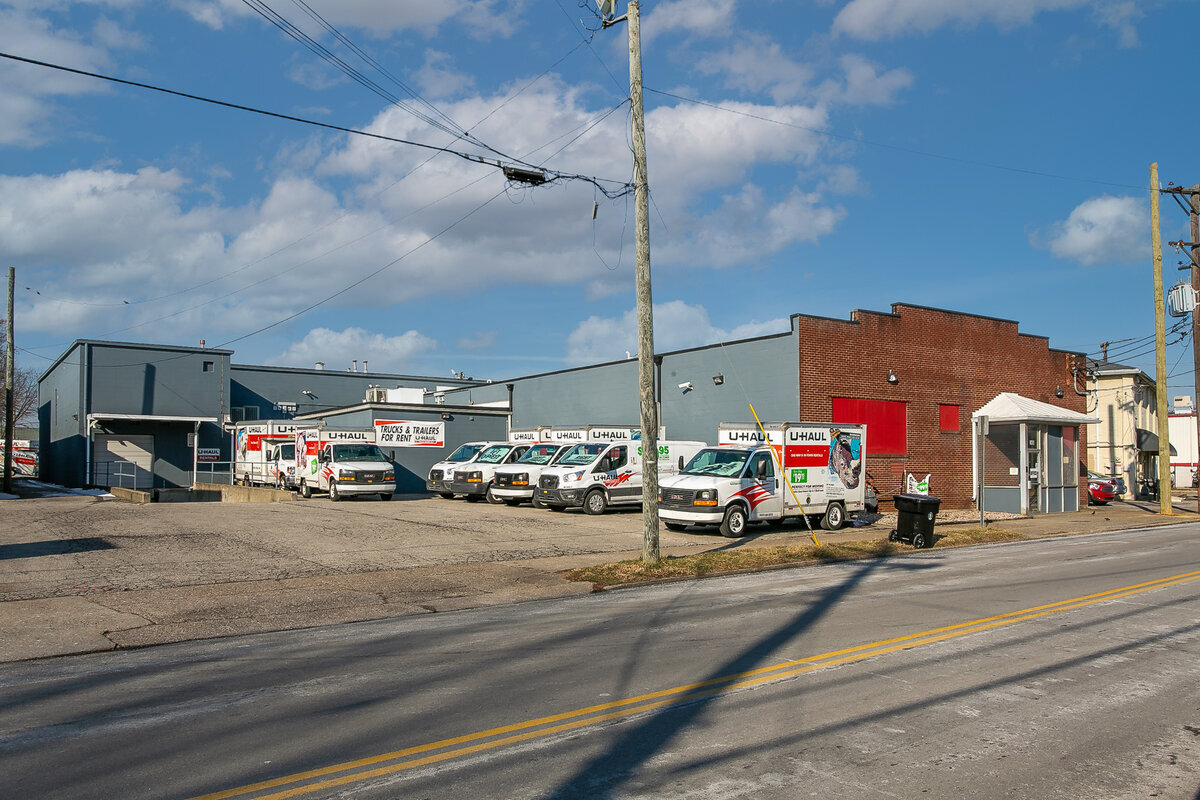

{"left": 193, "top": 568, "right": 1200, "bottom": 800}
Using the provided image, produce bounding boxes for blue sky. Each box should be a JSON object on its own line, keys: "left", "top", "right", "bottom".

{"left": 2, "top": 0, "right": 1197, "bottom": 401}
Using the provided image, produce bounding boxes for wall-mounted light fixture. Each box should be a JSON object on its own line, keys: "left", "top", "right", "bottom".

{"left": 886, "top": 371, "right": 899, "bottom": 385}
{"left": 300, "top": 390, "right": 318, "bottom": 400}
{"left": 1055, "top": 386, "right": 1065, "bottom": 398}
{"left": 440, "top": 412, "right": 453, "bottom": 421}
{"left": 712, "top": 373, "right": 724, "bottom": 386}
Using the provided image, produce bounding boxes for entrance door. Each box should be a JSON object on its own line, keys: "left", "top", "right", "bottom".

{"left": 94, "top": 435, "right": 154, "bottom": 489}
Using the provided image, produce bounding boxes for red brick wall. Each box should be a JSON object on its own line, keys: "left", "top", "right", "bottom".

{"left": 795, "top": 303, "right": 1088, "bottom": 510}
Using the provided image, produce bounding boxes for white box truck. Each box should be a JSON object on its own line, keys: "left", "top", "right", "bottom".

{"left": 536, "top": 438, "right": 705, "bottom": 514}
{"left": 657, "top": 422, "right": 867, "bottom": 537}
{"left": 294, "top": 428, "right": 396, "bottom": 501}
{"left": 233, "top": 421, "right": 307, "bottom": 486}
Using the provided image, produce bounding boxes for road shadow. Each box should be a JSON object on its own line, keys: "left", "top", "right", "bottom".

{"left": 540, "top": 555, "right": 938, "bottom": 799}
{"left": 0, "top": 538, "right": 116, "bottom": 560}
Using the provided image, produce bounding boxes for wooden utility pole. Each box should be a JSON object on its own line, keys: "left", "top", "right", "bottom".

{"left": 1151, "top": 164, "right": 1172, "bottom": 514}
{"left": 1162, "top": 182, "right": 1200, "bottom": 489}
{"left": 602, "top": 0, "right": 661, "bottom": 563}
{"left": 4, "top": 267, "right": 14, "bottom": 495}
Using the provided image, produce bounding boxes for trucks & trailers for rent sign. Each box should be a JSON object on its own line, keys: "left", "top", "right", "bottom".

{"left": 374, "top": 420, "right": 445, "bottom": 447}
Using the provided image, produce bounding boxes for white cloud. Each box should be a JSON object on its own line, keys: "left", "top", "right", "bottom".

{"left": 693, "top": 35, "right": 816, "bottom": 103}
{"left": 833, "top": 0, "right": 1090, "bottom": 41}
{"left": 273, "top": 326, "right": 437, "bottom": 372}
{"left": 174, "top": 0, "right": 515, "bottom": 37}
{"left": 1039, "top": 195, "right": 1147, "bottom": 266}
{"left": 644, "top": 0, "right": 737, "bottom": 42}
{"left": 819, "top": 54, "right": 913, "bottom": 107}
{"left": 566, "top": 301, "right": 788, "bottom": 365}
{"left": 414, "top": 49, "right": 475, "bottom": 98}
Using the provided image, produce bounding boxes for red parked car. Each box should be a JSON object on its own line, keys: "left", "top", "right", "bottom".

{"left": 1088, "top": 478, "right": 1115, "bottom": 505}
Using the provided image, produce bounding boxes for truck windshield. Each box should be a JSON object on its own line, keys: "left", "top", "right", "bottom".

{"left": 331, "top": 444, "right": 389, "bottom": 462}
{"left": 682, "top": 448, "right": 750, "bottom": 477}
{"left": 278, "top": 444, "right": 295, "bottom": 459}
{"left": 517, "top": 444, "right": 562, "bottom": 465}
{"left": 446, "top": 444, "right": 485, "bottom": 462}
{"left": 558, "top": 443, "right": 608, "bottom": 466}
{"left": 476, "top": 445, "right": 513, "bottom": 464}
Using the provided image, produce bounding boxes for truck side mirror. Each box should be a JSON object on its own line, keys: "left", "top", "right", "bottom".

{"left": 756, "top": 460, "right": 768, "bottom": 478}
{"left": 678, "top": 456, "right": 684, "bottom": 470}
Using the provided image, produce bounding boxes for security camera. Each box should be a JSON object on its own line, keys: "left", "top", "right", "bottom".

{"left": 678, "top": 381, "right": 693, "bottom": 392}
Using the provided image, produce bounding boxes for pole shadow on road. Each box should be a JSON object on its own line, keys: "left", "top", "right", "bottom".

{"left": 0, "top": 538, "right": 116, "bottom": 560}
{"left": 540, "top": 555, "right": 940, "bottom": 800}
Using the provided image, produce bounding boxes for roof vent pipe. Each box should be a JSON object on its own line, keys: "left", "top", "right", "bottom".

{"left": 362, "top": 359, "right": 368, "bottom": 373}
{"left": 314, "top": 361, "right": 324, "bottom": 370}
{"left": 352, "top": 359, "right": 358, "bottom": 372}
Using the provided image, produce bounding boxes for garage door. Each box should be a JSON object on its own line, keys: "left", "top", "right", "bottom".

{"left": 94, "top": 435, "right": 154, "bottom": 489}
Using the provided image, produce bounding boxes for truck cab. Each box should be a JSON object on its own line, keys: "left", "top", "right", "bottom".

{"left": 447, "top": 442, "right": 531, "bottom": 502}
{"left": 267, "top": 442, "right": 297, "bottom": 489}
{"left": 492, "top": 442, "right": 573, "bottom": 506}
{"left": 314, "top": 441, "right": 396, "bottom": 501}
{"left": 427, "top": 441, "right": 495, "bottom": 498}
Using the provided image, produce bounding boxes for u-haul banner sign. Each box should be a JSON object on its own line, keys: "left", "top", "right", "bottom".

{"left": 374, "top": 420, "right": 445, "bottom": 447}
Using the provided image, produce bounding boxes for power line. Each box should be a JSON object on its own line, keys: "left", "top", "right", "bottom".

{"left": 0, "top": 51, "right": 633, "bottom": 200}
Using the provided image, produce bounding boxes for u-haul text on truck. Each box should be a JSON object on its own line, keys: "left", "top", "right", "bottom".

{"left": 657, "top": 422, "right": 867, "bottom": 537}
{"left": 233, "top": 421, "right": 307, "bottom": 487}
{"left": 293, "top": 428, "right": 395, "bottom": 501}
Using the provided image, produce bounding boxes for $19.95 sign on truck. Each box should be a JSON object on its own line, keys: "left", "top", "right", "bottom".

{"left": 374, "top": 420, "right": 445, "bottom": 447}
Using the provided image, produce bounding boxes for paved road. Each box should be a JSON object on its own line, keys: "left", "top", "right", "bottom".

{"left": 2, "top": 523, "right": 1198, "bottom": 799}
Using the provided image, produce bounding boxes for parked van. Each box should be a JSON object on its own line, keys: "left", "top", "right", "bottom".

{"left": 536, "top": 439, "right": 705, "bottom": 514}
{"left": 447, "top": 441, "right": 531, "bottom": 502}
{"left": 491, "top": 441, "right": 574, "bottom": 506}
{"left": 427, "top": 442, "right": 498, "bottom": 498}
{"left": 657, "top": 422, "right": 867, "bottom": 537}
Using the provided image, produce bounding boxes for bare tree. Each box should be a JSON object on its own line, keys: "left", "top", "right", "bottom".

{"left": 0, "top": 322, "right": 38, "bottom": 427}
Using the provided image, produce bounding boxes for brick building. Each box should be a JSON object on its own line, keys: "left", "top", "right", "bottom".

{"left": 795, "top": 304, "right": 1088, "bottom": 509}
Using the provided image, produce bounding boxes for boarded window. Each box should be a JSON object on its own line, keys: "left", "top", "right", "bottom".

{"left": 832, "top": 398, "right": 907, "bottom": 455}
{"left": 939, "top": 404, "right": 960, "bottom": 432}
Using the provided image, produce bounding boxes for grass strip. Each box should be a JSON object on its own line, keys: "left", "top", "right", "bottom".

{"left": 564, "top": 526, "right": 1027, "bottom": 588}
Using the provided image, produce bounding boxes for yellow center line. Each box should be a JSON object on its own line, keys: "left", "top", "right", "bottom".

{"left": 189, "top": 569, "right": 1200, "bottom": 800}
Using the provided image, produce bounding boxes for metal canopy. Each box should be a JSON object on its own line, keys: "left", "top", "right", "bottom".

{"left": 971, "top": 393, "right": 1099, "bottom": 426}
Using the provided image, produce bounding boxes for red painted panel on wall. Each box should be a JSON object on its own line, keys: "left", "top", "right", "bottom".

{"left": 939, "top": 404, "right": 960, "bottom": 432}
{"left": 832, "top": 398, "right": 907, "bottom": 454}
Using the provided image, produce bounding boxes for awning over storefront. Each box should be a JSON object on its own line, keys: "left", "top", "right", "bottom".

{"left": 1136, "top": 428, "right": 1178, "bottom": 455}
{"left": 971, "top": 392, "right": 1099, "bottom": 426}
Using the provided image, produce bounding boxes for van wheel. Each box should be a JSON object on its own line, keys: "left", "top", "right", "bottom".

{"left": 485, "top": 485, "right": 504, "bottom": 505}
{"left": 583, "top": 490, "right": 607, "bottom": 515}
{"left": 439, "top": 492, "right": 454, "bottom": 499}
{"left": 532, "top": 497, "right": 546, "bottom": 509}
{"left": 546, "top": 503, "right": 564, "bottom": 512}
{"left": 820, "top": 502, "right": 845, "bottom": 531}
{"left": 329, "top": 483, "right": 341, "bottom": 502}
{"left": 504, "top": 499, "right": 522, "bottom": 507}
{"left": 719, "top": 505, "right": 747, "bottom": 538}
{"left": 664, "top": 522, "right": 687, "bottom": 532}
{"left": 379, "top": 493, "right": 393, "bottom": 501}
{"left": 300, "top": 480, "right": 311, "bottom": 499}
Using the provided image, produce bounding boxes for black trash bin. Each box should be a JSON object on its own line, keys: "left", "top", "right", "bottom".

{"left": 890, "top": 493, "right": 941, "bottom": 548}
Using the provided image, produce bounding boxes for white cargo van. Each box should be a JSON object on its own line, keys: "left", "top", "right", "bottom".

{"left": 447, "top": 440, "right": 531, "bottom": 502}
{"left": 491, "top": 441, "right": 575, "bottom": 506}
{"left": 426, "top": 441, "right": 498, "bottom": 498}
{"left": 536, "top": 439, "right": 705, "bottom": 514}
{"left": 294, "top": 428, "right": 396, "bottom": 500}
{"left": 657, "top": 422, "right": 867, "bottom": 537}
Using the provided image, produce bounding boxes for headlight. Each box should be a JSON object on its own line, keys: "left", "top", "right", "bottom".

{"left": 566, "top": 470, "right": 585, "bottom": 482}
{"left": 513, "top": 473, "right": 529, "bottom": 485}
{"left": 466, "top": 471, "right": 482, "bottom": 483}
{"left": 694, "top": 489, "right": 717, "bottom": 506}
{"left": 384, "top": 471, "right": 394, "bottom": 480}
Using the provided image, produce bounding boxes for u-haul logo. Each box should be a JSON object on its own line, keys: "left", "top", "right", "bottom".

{"left": 510, "top": 430, "right": 540, "bottom": 442}
{"left": 786, "top": 428, "right": 830, "bottom": 444}
{"left": 719, "top": 427, "right": 784, "bottom": 446}
{"left": 588, "top": 428, "right": 635, "bottom": 441}
{"left": 324, "top": 430, "right": 374, "bottom": 442}
{"left": 550, "top": 429, "right": 585, "bottom": 442}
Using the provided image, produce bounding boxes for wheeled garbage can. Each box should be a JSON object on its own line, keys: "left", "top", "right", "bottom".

{"left": 889, "top": 493, "right": 941, "bottom": 548}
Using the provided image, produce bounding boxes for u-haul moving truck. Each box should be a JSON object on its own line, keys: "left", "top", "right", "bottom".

{"left": 446, "top": 437, "right": 532, "bottom": 502}
{"left": 294, "top": 428, "right": 396, "bottom": 501}
{"left": 536, "top": 438, "right": 705, "bottom": 515}
{"left": 233, "top": 421, "right": 307, "bottom": 486}
{"left": 657, "top": 422, "right": 866, "bottom": 537}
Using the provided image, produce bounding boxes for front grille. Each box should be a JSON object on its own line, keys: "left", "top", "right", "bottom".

{"left": 429, "top": 469, "right": 443, "bottom": 481}
{"left": 659, "top": 488, "right": 696, "bottom": 510}
{"left": 540, "top": 475, "right": 559, "bottom": 490}
{"left": 356, "top": 471, "right": 381, "bottom": 482}
{"left": 496, "top": 473, "right": 513, "bottom": 487}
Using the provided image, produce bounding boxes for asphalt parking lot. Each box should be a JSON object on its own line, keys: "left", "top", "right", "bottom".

{"left": 2, "top": 487, "right": 1196, "bottom": 662}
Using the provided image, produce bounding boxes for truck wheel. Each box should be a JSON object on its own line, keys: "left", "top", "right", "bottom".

{"left": 583, "top": 490, "right": 607, "bottom": 515}
{"left": 820, "top": 502, "right": 845, "bottom": 531}
{"left": 300, "top": 480, "right": 311, "bottom": 499}
{"left": 719, "top": 505, "right": 747, "bottom": 538}
{"left": 664, "top": 522, "right": 687, "bottom": 532}
{"left": 485, "top": 485, "right": 504, "bottom": 505}
{"left": 532, "top": 497, "right": 546, "bottom": 509}
{"left": 243, "top": 473, "right": 251, "bottom": 487}
{"left": 329, "top": 483, "right": 341, "bottom": 502}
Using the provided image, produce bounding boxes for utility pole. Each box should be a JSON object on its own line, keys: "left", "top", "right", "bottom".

{"left": 1150, "top": 164, "right": 1172, "bottom": 514}
{"left": 1163, "top": 182, "right": 1200, "bottom": 491}
{"left": 600, "top": 0, "right": 661, "bottom": 564}
{"left": 4, "top": 267, "right": 14, "bottom": 495}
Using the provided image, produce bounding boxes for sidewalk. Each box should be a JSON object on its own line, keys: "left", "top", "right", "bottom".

{"left": 1, "top": 495, "right": 1195, "bottom": 663}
